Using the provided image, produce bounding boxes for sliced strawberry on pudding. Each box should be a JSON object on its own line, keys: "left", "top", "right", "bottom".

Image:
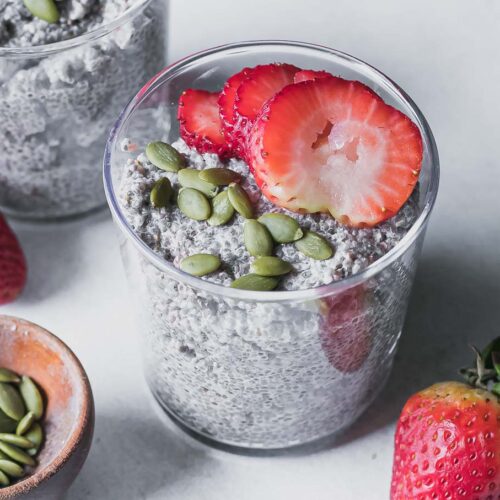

{"left": 247, "top": 77, "right": 423, "bottom": 227}
{"left": 293, "top": 69, "right": 332, "bottom": 83}
{"left": 218, "top": 68, "right": 252, "bottom": 157}
{"left": 232, "top": 63, "right": 300, "bottom": 157}
{"left": 178, "top": 89, "right": 232, "bottom": 158}
{"left": 319, "top": 285, "right": 371, "bottom": 373}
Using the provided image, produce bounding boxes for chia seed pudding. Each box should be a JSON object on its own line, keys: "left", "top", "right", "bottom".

{"left": 106, "top": 47, "right": 437, "bottom": 449}
{"left": 117, "top": 140, "right": 421, "bottom": 447}
{"left": 120, "top": 139, "right": 419, "bottom": 289}
{"left": 0, "top": 0, "right": 167, "bottom": 219}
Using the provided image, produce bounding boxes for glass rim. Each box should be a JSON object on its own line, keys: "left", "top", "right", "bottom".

{"left": 0, "top": 0, "right": 153, "bottom": 58}
{"left": 103, "top": 39, "right": 440, "bottom": 303}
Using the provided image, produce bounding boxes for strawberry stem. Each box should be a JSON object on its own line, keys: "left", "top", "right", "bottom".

{"left": 460, "top": 338, "right": 500, "bottom": 395}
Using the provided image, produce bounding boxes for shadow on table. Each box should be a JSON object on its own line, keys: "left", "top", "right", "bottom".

{"left": 68, "top": 410, "right": 215, "bottom": 500}
{"left": 335, "top": 248, "right": 500, "bottom": 447}
{"left": 10, "top": 209, "right": 110, "bottom": 303}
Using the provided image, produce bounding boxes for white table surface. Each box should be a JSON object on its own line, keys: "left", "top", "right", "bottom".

{"left": 4, "top": 0, "right": 500, "bottom": 498}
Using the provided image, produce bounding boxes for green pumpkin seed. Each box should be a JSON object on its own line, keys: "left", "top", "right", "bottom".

{"left": 0, "top": 434, "right": 34, "bottom": 449}
{"left": 295, "top": 231, "right": 333, "bottom": 260}
{"left": 251, "top": 256, "right": 293, "bottom": 277}
{"left": 0, "top": 368, "right": 20, "bottom": 384}
{"left": 207, "top": 191, "right": 234, "bottom": 226}
{"left": 0, "top": 469, "right": 9, "bottom": 486}
{"left": 199, "top": 168, "right": 241, "bottom": 186}
{"left": 150, "top": 177, "right": 172, "bottom": 208}
{"left": 19, "top": 377, "right": 43, "bottom": 420}
{"left": 244, "top": 220, "right": 274, "bottom": 257}
{"left": 145, "top": 142, "right": 185, "bottom": 172}
{"left": 23, "top": 0, "right": 60, "bottom": 23}
{"left": 0, "top": 442, "right": 35, "bottom": 466}
{"left": 0, "top": 410, "right": 16, "bottom": 434}
{"left": 0, "top": 459, "right": 24, "bottom": 478}
{"left": 227, "top": 183, "right": 253, "bottom": 219}
{"left": 178, "top": 169, "right": 218, "bottom": 198}
{"left": 258, "top": 213, "right": 303, "bottom": 243}
{"left": 0, "top": 383, "right": 25, "bottom": 421}
{"left": 180, "top": 254, "right": 221, "bottom": 277}
{"left": 177, "top": 188, "right": 211, "bottom": 221}
{"left": 16, "top": 412, "right": 36, "bottom": 436}
{"left": 25, "top": 424, "right": 42, "bottom": 456}
{"left": 230, "top": 274, "right": 279, "bottom": 291}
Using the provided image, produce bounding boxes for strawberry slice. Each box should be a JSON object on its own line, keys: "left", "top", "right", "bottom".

{"left": 319, "top": 285, "right": 371, "bottom": 373}
{"left": 178, "top": 89, "right": 232, "bottom": 158}
{"left": 293, "top": 69, "right": 331, "bottom": 83}
{"left": 247, "top": 77, "right": 423, "bottom": 227}
{"left": 218, "top": 68, "right": 253, "bottom": 157}
{"left": 232, "top": 63, "right": 300, "bottom": 157}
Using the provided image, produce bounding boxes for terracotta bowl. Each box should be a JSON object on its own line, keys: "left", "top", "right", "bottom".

{"left": 0, "top": 315, "right": 94, "bottom": 499}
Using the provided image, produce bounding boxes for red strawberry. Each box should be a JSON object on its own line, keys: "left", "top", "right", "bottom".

{"left": 218, "top": 67, "right": 253, "bottom": 157}
{"left": 319, "top": 285, "right": 371, "bottom": 373}
{"left": 178, "top": 89, "right": 232, "bottom": 158}
{"left": 232, "top": 63, "right": 300, "bottom": 157}
{"left": 0, "top": 215, "right": 27, "bottom": 305}
{"left": 293, "top": 69, "right": 332, "bottom": 83}
{"left": 247, "top": 76, "right": 423, "bottom": 228}
{"left": 391, "top": 341, "right": 500, "bottom": 500}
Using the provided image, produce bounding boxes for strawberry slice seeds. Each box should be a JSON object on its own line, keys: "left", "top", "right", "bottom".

{"left": 293, "top": 69, "right": 332, "bottom": 83}
{"left": 218, "top": 68, "right": 253, "bottom": 157}
{"left": 247, "top": 76, "right": 423, "bottom": 227}
{"left": 178, "top": 89, "right": 232, "bottom": 158}
{"left": 232, "top": 63, "right": 300, "bottom": 157}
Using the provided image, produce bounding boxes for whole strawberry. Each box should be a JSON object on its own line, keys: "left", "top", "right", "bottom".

{"left": 0, "top": 215, "right": 27, "bottom": 305}
{"left": 391, "top": 339, "right": 500, "bottom": 499}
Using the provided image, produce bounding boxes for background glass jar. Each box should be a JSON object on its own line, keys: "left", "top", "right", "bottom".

{"left": 0, "top": 0, "right": 168, "bottom": 220}
{"left": 104, "top": 41, "right": 439, "bottom": 450}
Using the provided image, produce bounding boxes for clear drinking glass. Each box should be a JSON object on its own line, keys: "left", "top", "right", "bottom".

{"left": 104, "top": 41, "right": 439, "bottom": 450}
{"left": 0, "top": 0, "right": 168, "bottom": 220}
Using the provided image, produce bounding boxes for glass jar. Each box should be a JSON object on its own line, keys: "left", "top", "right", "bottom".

{"left": 0, "top": 0, "right": 168, "bottom": 219}
{"left": 104, "top": 41, "right": 439, "bottom": 451}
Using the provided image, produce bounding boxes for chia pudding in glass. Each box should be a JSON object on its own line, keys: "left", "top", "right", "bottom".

{"left": 0, "top": 0, "right": 168, "bottom": 219}
{"left": 104, "top": 41, "right": 439, "bottom": 450}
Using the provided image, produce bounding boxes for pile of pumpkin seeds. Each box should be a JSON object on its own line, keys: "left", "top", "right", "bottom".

{"left": 0, "top": 368, "right": 44, "bottom": 488}
{"left": 146, "top": 141, "right": 334, "bottom": 291}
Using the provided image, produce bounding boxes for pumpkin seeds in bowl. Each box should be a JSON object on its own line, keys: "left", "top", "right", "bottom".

{"left": 0, "top": 368, "right": 46, "bottom": 489}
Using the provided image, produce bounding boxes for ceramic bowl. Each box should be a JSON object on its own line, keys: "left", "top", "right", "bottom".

{"left": 0, "top": 315, "right": 94, "bottom": 499}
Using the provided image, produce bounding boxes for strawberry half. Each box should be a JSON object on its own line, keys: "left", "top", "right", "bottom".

{"left": 218, "top": 67, "right": 253, "bottom": 157}
{"left": 319, "top": 285, "right": 371, "bottom": 373}
{"left": 0, "top": 215, "right": 27, "bottom": 305}
{"left": 178, "top": 89, "right": 232, "bottom": 158}
{"left": 247, "top": 76, "right": 423, "bottom": 228}
{"left": 232, "top": 63, "right": 300, "bottom": 157}
{"left": 293, "top": 69, "right": 332, "bottom": 83}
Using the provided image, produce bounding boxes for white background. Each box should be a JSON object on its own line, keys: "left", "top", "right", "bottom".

{"left": 4, "top": 0, "right": 500, "bottom": 498}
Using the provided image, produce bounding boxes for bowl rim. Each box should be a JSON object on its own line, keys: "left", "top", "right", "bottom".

{"left": 0, "top": 0, "right": 154, "bottom": 59}
{"left": 0, "top": 315, "right": 94, "bottom": 498}
{"left": 103, "top": 39, "right": 440, "bottom": 303}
